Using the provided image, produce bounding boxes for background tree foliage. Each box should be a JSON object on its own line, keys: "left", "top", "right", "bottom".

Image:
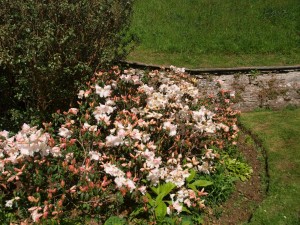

{"left": 0, "top": 0, "right": 134, "bottom": 131}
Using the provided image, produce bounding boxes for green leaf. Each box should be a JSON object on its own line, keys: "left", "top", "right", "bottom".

{"left": 159, "top": 182, "right": 176, "bottom": 198}
{"left": 146, "top": 193, "right": 155, "bottom": 207}
{"left": 190, "top": 180, "right": 213, "bottom": 187}
{"left": 181, "top": 206, "right": 191, "bottom": 214}
{"left": 188, "top": 180, "right": 213, "bottom": 192}
{"left": 130, "top": 206, "right": 144, "bottom": 218}
{"left": 150, "top": 186, "right": 159, "bottom": 195}
{"left": 104, "top": 216, "right": 126, "bottom": 225}
{"left": 181, "top": 215, "right": 194, "bottom": 225}
{"left": 192, "top": 214, "right": 204, "bottom": 224}
{"left": 151, "top": 182, "right": 176, "bottom": 202}
{"left": 186, "top": 169, "right": 196, "bottom": 183}
{"left": 155, "top": 201, "right": 167, "bottom": 220}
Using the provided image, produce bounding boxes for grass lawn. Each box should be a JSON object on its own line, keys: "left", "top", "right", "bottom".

{"left": 128, "top": 0, "right": 300, "bottom": 68}
{"left": 239, "top": 108, "right": 300, "bottom": 225}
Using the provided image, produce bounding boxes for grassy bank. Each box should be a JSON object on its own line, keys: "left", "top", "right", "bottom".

{"left": 239, "top": 108, "right": 300, "bottom": 224}
{"left": 128, "top": 0, "right": 300, "bottom": 68}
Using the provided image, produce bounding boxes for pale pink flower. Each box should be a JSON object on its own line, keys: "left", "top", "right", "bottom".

{"left": 147, "top": 168, "right": 161, "bottom": 185}
{"left": 125, "top": 178, "right": 136, "bottom": 192}
{"left": 65, "top": 153, "right": 74, "bottom": 161}
{"left": 21, "top": 123, "right": 31, "bottom": 133}
{"left": 173, "top": 201, "right": 183, "bottom": 214}
{"left": 58, "top": 127, "right": 72, "bottom": 138}
{"left": 114, "top": 176, "right": 127, "bottom": 188}
{"left": 105, "top": 134, "right": 123, "bottom": 147}
{"left": 142, "top": 133, "right": 151, "bottom": 143}
{"left": 138, "top": 84, "right": 154, "bottom": 95}
{"left": 120, "top": 74, "right": 132, "bottom": 82}
{"left": 89, "top": 125, "right": 98, "bottom": 132}
{"left": 5, "top": 199, "right": 14, "bottom": 208}
{"left": 84, "top": 122, "right": 98, "bottom": 132}
{"left": 105, "top": 99, "right": 115, "bottom": 106}
{"left": 138, "top": 186, "right": 147, "bottom": 195}
{"left": 145, "top": 112, "right": 163, "bottom": 119}
{"left": 103, "top": 163, "right": 125, "bottom": 177}
{"left": 167, "top": 206, "right": 171, "bottom": 215}
{"left": 114, "top": 121, "right": 125, "bottom": 129}
{"left": 163, "top": 121, "right": 177, "bottom": 137}
{"left": 141, "top": 149, "right": 155, "bottom": 160}
{"left": 131, "top": 75, "right": 141, "bottom": 84}
{"left": 184, "top": 199, "right": 191, "bottom": 207}
{"left": 0, "top": 130, "right": 9, "bottom": 139}
{"left": 146, "top": 156, "right": 162, "bottom": 169}
{"left": 146, "top": 142, "right": 157, "bottom": 150}
{"left": 117, "top": 129, "right": 126, "bottom": 138}
{"left": 28, "top": 206, "right": 43, "bottom": 223}
{"left": 188, "top": 189, "right": 197, "bottom": 199}
{"left": 89, "top": 151, "right": 101, "bottom": 161}
{"left": 232, "top": 124, "right": 239, "bottom": 131}
{"left": 165, "top": 166, "right": 190, "bottom": 187}
{"left": 29, "top": 133, "right": 38, "bottom": 142}
{"left": 78, "top": 90, "right": 85, "bottom": 99}
{"left": 198, "top": 162, "right": 211, "bottom": 174}
{"left": 216, "top": 79, "right": 224, "bottom": 85}
{"left": 51, "top": 146, "right": 61, "bottom": 157}
{"left": 68, "top": 108, "right": 79, "bottom": 115}
{"left": 94, "top": 114, "right": 111, "bottom": 125}
{"left": 129, "top": 129, "right": 142, "bottom": 141}
{"left": 0, "top": 160, "right": 4, "bottom": 172}
{"left": 19, "top": 144, "right": 34, "bottom": 156}
{"left": 177, "top": 67, "right": 185, "bottom": 73}
{"left": 83, "top": 122, "right": 91, "bottom": 130}
{"left": 95, "top": 84, "right": 111, "bottom": 98}
{"left": 94, "top": 104, "right": 115, "bottom": 115}
{"left": 230, "top": 91, "right": 236, "bottom": 98}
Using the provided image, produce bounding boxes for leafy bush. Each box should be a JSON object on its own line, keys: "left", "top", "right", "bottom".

{"left": 0, "top": 67, "right": 246, "bottom": 224}
{"left": 0, "top": 0, "right": 134, "bottom": 131}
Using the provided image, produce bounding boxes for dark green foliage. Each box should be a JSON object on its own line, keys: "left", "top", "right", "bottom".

{"left": 0, "top": 0, "right": 134, "bottom": 131}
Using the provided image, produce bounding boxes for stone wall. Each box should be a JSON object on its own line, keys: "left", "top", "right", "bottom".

{"left": 195, "top": 71, "right": 300, "bottom": 111}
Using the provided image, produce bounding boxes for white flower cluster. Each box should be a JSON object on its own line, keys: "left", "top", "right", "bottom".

{"left": 105, "top": 119, "right": 151, "bottom": 147}
{"left": 163, "top": 121, "right": 177, "bottom": 137}
{"left": 93, "top": 99, "right": 116, "bottom": 125}
{"left": 103, "top": 163, "right": 136, "bottom": 192}
{"left": 5, "top": 196, "right": 20, "bottom": 208}
{"left": 135, "top": 70, "right": 224, "bottom": 137}
{"left": 170, "top": 65, "right": 185, "bottom": 73}
{"left": 0, "top": 124, "right": 60, "bottom": 165}
{"left": 192, "top": 106, "right": 217, "bottom": 133}
{"left": 138, "top": 150, "right": 190, "bottom": 188}
{"left": 95, "top": 84, "right": 112, "bottom": 98}
{"left": 120, "top": 69, "right": 143, "bottom": 84}
{"left": 167, "top": 188, "right": 197, "bottom": 214}
{"left": 197, "top": 149, "right": 219, "bottom": 174}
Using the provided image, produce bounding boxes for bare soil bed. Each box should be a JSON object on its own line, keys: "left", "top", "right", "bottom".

{"left": 204, "top": 132, "right": 266, "bottom": 225}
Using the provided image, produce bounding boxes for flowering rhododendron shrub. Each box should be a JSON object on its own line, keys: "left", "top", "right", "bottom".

{"left": 0, "top": 67, "right": 242, "bottom": 224}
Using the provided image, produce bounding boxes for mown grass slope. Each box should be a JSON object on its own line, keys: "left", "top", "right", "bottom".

{"left": 240, "top": 108, "right": 300, "bottom": 225}
{"left": 129, "top": 0, "right": 300, "bottom": 68}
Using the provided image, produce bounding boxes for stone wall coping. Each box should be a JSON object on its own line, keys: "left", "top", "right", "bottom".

{"left": 120, "top": 60, "right": 300, "bottom": 75}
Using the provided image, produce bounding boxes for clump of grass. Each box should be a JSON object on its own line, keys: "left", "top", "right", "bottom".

{"left": 129, "top": 0, "right": 300, "bottom": 68}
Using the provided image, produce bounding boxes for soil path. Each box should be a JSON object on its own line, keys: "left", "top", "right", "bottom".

{"left": 204, "top": 131, "right": 266, "bottom": 225}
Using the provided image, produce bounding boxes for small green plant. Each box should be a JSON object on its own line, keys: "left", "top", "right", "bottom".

{"left": 224, "top": 157, "right": 253, "bottom": 181}
{"left": 147, "top": 182, "right": 176, "bottom": 221}
{"left": 104, "top": 216, "right": 126, "bottom": 225}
